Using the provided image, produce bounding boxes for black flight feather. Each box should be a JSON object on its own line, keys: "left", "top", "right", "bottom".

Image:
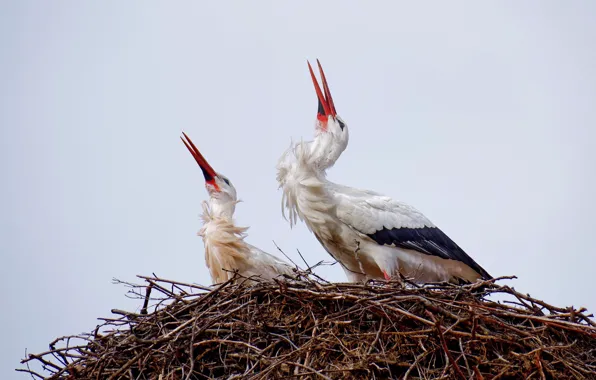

{"left": 367, "top": 226, "right": 491, "bottom": 280}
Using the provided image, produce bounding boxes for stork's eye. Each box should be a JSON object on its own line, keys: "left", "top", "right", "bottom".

{"left": 222, "top": 177, "right": 231, "bottom": 186}
{"left": 337, "top": 118, "right": 345, "bottom": 130}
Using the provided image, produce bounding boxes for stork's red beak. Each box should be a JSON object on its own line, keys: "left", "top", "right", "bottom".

{"left": 308, "top": 59, "right": 337, "bottom": 123}
{"left": 181, "top": 132, "right": 219, "bottom": 190}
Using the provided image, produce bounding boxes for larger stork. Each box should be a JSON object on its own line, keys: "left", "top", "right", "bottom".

{"left": 277, "top": 61, "right": 491, "bottom": 284}
{"left": 181, "top": 132, "right": 294, "bottom": 284}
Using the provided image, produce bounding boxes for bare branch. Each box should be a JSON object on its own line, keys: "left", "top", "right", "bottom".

{"left": 17, "top": 273, "right": 596, "bottom": 379}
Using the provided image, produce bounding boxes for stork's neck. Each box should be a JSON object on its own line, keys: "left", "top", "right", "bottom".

{"left": 276, "top": 140, "right": 337, "bottom": 238}
{"left": 308, "top": 131, "right": 347, "bottom": 172}
{"left": 199, "top": 201, "right": 250, "bottom": 284}
{"left": 207, "top": 198, "right": 236, "bottom": 220}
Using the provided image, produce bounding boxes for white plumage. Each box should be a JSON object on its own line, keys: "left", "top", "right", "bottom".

{"left": 277, "top": 61, "right": 491, "bottom": 284}
{"left": 182, "top": 132, "right": 294, "bottom": 285}
{"left": 199, "top": 201, "right": 293, "bottom": 284}
{"left": 332, "top": 184, "right": 434, "bottom": 233}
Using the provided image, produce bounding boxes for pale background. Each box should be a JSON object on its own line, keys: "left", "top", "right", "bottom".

{"left": 2, "top": 1, "right": 595, "bottom": 377}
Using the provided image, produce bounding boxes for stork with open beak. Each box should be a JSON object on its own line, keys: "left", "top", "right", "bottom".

{"left": 276, "top": 60, "right": 491, "bottom": 284}
{"left": 182, "top": 132, "right": 294, "bottom": 284}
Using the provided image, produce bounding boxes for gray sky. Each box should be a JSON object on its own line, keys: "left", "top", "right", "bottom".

{"left": 2, "top": 1, "right": 595, "bottom": 377}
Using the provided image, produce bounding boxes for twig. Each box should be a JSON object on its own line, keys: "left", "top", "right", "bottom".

{"left": 17, "top": 273, "right": 596, "bottom": 380}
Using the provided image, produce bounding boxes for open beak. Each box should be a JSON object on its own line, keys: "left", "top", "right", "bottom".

{"left": 307, "top": 59, "right": 337, "bottom": 123}
{"left": 180, "top": 132, "right": 219, "bottom": 190}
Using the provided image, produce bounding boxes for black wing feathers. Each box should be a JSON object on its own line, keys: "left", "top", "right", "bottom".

{"left": 368, "top": 226, "right": 491, "bottom": 280}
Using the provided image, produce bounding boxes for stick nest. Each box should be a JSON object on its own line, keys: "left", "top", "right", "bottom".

{"left": 19, "top": 273, "right": 596, "bottom": 379}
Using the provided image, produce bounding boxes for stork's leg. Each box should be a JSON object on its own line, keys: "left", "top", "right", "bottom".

{"left": 367, "top": 244, "right": 399, "bottom": 281}
{"left": 382, "top": 270, "right": 391, "bottom": 281}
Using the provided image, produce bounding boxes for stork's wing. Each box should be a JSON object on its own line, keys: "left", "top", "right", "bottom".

{"left": 246, "top": 244, "right": 295, "bottom": 278}
{"left": 330, "top": 184, "right": 491, "bottom": 280}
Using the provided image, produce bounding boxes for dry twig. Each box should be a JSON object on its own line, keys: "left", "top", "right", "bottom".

{"left": 19, "top": 272, "right": 596, "bottom": 379}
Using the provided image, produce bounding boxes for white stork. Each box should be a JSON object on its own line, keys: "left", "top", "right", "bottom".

{"left": 181, "top": 132, "right": 294, "bottom": 284}
{"left": 277, "top": 61, "right": 491, "bottom": 284}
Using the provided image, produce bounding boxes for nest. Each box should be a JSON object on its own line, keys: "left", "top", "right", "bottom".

{"left": 19, "top": 272, "right": 596, "bottom": 379}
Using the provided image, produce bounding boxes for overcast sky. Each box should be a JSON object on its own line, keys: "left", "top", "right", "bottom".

{"left": 2, "top": 1, "right": 595, "bottom": 377}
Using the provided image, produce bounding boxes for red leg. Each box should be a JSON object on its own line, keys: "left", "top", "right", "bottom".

{"left": 383, "top": 270, "right": 391, "bottom": 281}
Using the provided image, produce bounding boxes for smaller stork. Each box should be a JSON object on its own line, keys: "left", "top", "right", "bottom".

{"left": 181, "top": 132, "right": 294, "bottom": 284}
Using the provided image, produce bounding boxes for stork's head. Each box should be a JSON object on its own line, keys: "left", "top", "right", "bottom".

{"left": 307, "top": 60, "right": 349, "bottom": 170}
{"left": 181, "top": 132, "right": 238, "bottom": 218}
